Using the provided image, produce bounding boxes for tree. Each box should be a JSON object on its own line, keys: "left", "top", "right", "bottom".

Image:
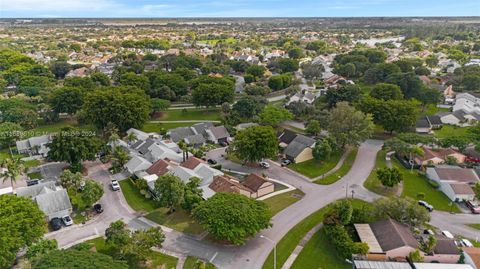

{"left": 59, "top": 170, "right": 83, "bottom": 192}
{"left": 191, "top": 83, "right": 234, "bottom": 107}
{"left": 313, "top": 138, "right": 333, "bottom": 161}
{"left": 301, "top": 62, "right": 324, "bottom": 80}
{"left": 276, "top": 58, "right": 299, "bottom": 73}
{"left": 90, "top": 72, "right": 110, "bottom": 86}
{"left": 0, "top": 195, "right": 45, "bottom": 268}
{"left": 462, "top": 74, "right": 480, "bottom": 92}
{"left": 1, "top": 157, "right": 23, "bottom": 191}
{"left": 288, "top": 47, "right": 304, "bottom": 59}
{"left": 153, "top": 174, "right": 185, "bottom": 213}
{"left": 386, "top": 72, "right": 423, "bottom": 99}
{"left": 409, "top": 249, "right": 424, "bottom": 262}
{"left": 109, "top": 146, "right": 131, "bottom": 171}
{"left": 441, "top": 136, "right": 470, "bottom": 151}
{"left": 82, "top": 86, "right": 151, "bottom": 132}
{"left": 305, "top": 120, "right": 321, "bottom": 136}
{"left": 82, "top": 180, "right": 104, "bottom": 207}
{"left": 183, "top": 177, "right": 203, "bottom": 211}
{"left": 416, "top": 87, "right": 441, "bottom": 110}
{"left": 327, "top": 102, "right": 373, "bottom": 149}
{"left": 105, "top": 220, "right": 164, "bottom": 263}
{"left": 64, "top": 77, "right": 95, "bottom": 90}
{"left": 245, "top": 65, "right": 266, "bottom": 79}
{"left": 324, "top": 84, "right": 362, "bottom": 108}
{"left": 422, "top": 235, "right": 437, "bottom": 254}
{"left": 26, "top": 239, "right": 58, "bottom": 259}
{"left": 232, "top": 126, "right": 278, "bottom": 163}
{"left": 49, "top": 61, "right": 71, "bottom": 79}
{"left": 333, "top": 200, "right": 353, "bottom": 225}
{"left": 370, "top": 83, "right": 403, "bottom": 100}
{"left": 49, "top": 87, "right": 84, "bottom": 115}
{"left": 47, "top": 127, "right": 102, "bottom": 172}
{"left": 373, "top": 197, "right": 430, "bottom": 227}
{"left": 473, "top": 182, "right": 480, "bottom": 199}
{"left": 119, "top": 72, "right": 150, "bottom": 92}
{"left": 31, "top": 249, "right": 129, "bottom": 269}
{"left": 0, "top": 122, "right": 23, "bottom": 152}
{"left": 376, "top": 167, "right": 403, "bottom": 188}
{"left": 259, "top": 105, "right": 293, "bottom": 126}
{"left": 150, "top": 98, "right": 171, "bottom": 113}
{"left": 232, "top": 96, "right": 265, "bottom": 119}
{"left": 268, "top": 75, "right": 285, "bottom": 91}
{"left": 192, "top": 192, "right": 271, "bottom": 245}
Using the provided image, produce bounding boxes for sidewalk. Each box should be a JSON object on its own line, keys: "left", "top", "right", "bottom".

{"left": 281, "top": 224, "right": 323, "bottom": 269}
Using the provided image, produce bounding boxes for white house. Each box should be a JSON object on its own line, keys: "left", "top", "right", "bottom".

{"left": 453, "top": 93, "right": 480, "bottom": 115}
{"left": 16, "top": 134, "right": 51, "bottom": 157}
{"left": 426, "top": 166, "right": 479, "bottom": 201}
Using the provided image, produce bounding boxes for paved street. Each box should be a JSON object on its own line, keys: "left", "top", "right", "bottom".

{"left": 430, "top": 211, "right": 480, "bottom": 241}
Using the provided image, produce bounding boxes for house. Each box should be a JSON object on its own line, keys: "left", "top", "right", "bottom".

{"left": 415, "top": 115, "right": 442, "bottom": 134}
{"left": 414, "top": 146, "right": 466, "bottom": 166}
{"left": 205, "top": 125, "right": 230, "bottom": 145}
{"left": 278, "top": 129, "right": 298, "bottom": 148}
{"left": 453, "top": 93, "right": 480, "bottom": 115}
{"left": 425, "top": 238, "right": 461, "bottom": 264}
{"left": 209, "top": 173, "right": 274, "bottom": 199}
{"left": 143, "top": 142, "right": 184, "bottom": 163}
{"left": 426, "top": 166, "right": 479, "bottom": 201}
{"left": 444, "top": 85, "right": 456, "bottom": 104}
{"left": 124, "top": 155, "right": 152, "bottom": 175}
{"left": 284, "top": 135, "right": 316, "bottom": 163}
{"left": 353, "top": 260, "right": 473, "bottom": 269}
{"left": 355, "top": 218, "right": 419, "bottom": 261}
{"left": 438, "top": 109, "right": 480, "bottom": 127}
{"left": 145, "top": 159, "right": 173, "bottom": 177}
{"left": 126, "top": 128, "right": 161, "bottom": 142}
{"left": 463, "top": 247, "right": 480, "bottom": 269}
{"left": 65, "top": 67, "right": 89, "bottom": 78}
{"left": 16, "top": 134, "right": 51, "bottom": 157}
{"left": 16, "top": 182, "right": 72, "bottom": 220}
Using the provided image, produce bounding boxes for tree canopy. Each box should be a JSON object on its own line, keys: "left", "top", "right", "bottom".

{"left": 231, "top": 125, "right": 278, "bottom": 163}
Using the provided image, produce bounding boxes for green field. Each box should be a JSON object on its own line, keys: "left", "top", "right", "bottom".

{"left": 159, "top": 108, "right": 221, "bottom": 121}
{"left": 291, "top": 228, "right": 350, "bottom": 269}
{"left": 262, "top": 189, "right": 304, "bottom": 216}
{"left": 141, "top": 122, "right": 195, "bottom": 133}
{"left": 119, "top": 179, "right": 158, "bottom": 213}
{"left": 467, "top": 224, "right": 480, "bottom": 230}
{"left": 315, "top": 148, "right": 357, "bottom": 185}
{"left": 433, "top": 125, "right": 472, "bottom": 139}
{"left": 423, "top": 104, "right": 450, "bottom": 117}
{"left": 183, "top": 256, "right": 216, "bottom": 269}
{"left": 145, "top": 208, "right": 204, "bottom": 235}
{"left": 289, "top": 151, "right": 343, "bottom": 179}
{"left": 262, "top": 199, "right": 369, "bottom": 269}
{"left": 31, "top": 118, "right": 95, "bottom": 136}
{"left": 85, "top": 237, "right": 178, "bottom": 269}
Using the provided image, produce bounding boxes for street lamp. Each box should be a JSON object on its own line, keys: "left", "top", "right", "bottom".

{"left": 260, "top": 235, "right": 276, "bottom": 269}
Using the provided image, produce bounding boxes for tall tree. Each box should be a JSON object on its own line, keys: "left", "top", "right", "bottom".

{"left": 1, "top": 157, "right": 23, "bottom": 191}
{"left": 49, "top": 87, "right": 84, "bottom": 116}
{"left": 231, "top": 126, "right": 278, "bottom": 163}
{"left": 376, "top": 167, "right": 403, "bottom": 188}
{"left": 153, "top": 174, "right": 185, "bottom": 213}
{"left": 0, "top": 195, "right": 46, "bottom": 268}
{"left": 327, "top": 102, "right": 373, "bottom": 149}
{"left": 259, "top": 105, "right": 293, "bottom": 126}
{"left": 192, "top": 192, "right": 272, "bottom": 245}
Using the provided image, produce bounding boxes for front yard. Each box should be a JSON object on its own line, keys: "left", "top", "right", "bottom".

{"left": 289, "top": 151, "right": 343, "bottom": 179}
{"left": 85, "top": 237, "right": 178, "bottom": 269}
{"left": 119, "top": 179, "right": 203, "bottom": 234}
{"left": 262, "top": 189, "right": 304, "bottom": 216}
{"left": 363, "top": 150, "right": 399, "bottom": 196}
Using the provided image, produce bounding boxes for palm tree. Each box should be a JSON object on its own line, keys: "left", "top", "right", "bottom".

{"left": 2, "top": 158, "right": 24, "bottom": 193}
{"left": 108, "top": 132, "right": 120, "bottom": 151}
{"left": 125, "top": 132, "right": 137, "bottom": 145}
{"left": 178, "top": 140, "right": 189, "bottom": 162}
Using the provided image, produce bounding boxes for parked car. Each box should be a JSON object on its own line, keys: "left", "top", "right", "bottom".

{"left": 465, "top": 200, "right": 480, "bottom": 214}
{"left": 460, "top": 238, "right": 474, "bottom": 247}
{"left": 441, "top": 230, "right": 454, "bottom": 239}
{"left": 220, "top": 141, "right": 229, "bottom": 147}
{"left": 207, "top": 159, "right": 217, "bottom": 165}
{"left": 62, "top": 215, "right": 73, "bottom": 226}
{"left": 423, "top": 229, "right": 434, "bottom": 235}
{"left": 281, "top": 159, "right": 291, "bottom": 167}
{"left": 111, "top": 180, "right": 120, "bottom": 191}
{"left": 259, "top": 161, "right": 270, "bottom": 169}
{"left": 50, "top": 217, "right": 62, "bottom": 231}
{"left": 26, "top": 179, "right": 39, "bottom": 186}
{"left": 418, "top": 200, "right": 434, "bottom": 212}
{"left": 93, "top": 204, "right": 103, "bottom": 213}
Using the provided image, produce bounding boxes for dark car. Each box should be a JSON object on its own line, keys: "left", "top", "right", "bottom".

{"left": 50, "top": 217, "right": 62, "bottom": 231}
{"left": 93, "top": 204, "right": 103, "bottom": 214}
{"left": 207, "top": 159, "right": 217, "bottom": 165}
{"left": 281, "top": 159, "right": 291, "bottom": 167}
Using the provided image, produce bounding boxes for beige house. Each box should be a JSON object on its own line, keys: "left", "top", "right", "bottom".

{"left": 284, "top": 135, "right": 316, "bottom": 163}
{"left": 209, "top": 173, "right": 274, "bottom": 199}
{"left": 414, "top": 146, "right": 466, "bottom": 166}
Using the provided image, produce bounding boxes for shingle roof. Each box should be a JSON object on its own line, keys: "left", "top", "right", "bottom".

{"left": 285, "top": 140, "right": 309, "bottom": 158}
{"left": 449, "top": 183, "right": 475, "bottom": 195}
{"left": 434, "top": 239, "right": 460, "bottom": 255}
{"left": 369, "top": 218, "right": 418, "bottom": 251}
{"left": 16, "top": 182, "right": 56, "bottom": 197}
{"left": 191, "top": 122, "right": 214, "bottom": 135}
{"left": 181, "top": 157, "right": 203, "bottom": 170}
{"left": 207, "top": 126, "right": 230, "bottom": 140}
{"left": 184, "top": 134, "right": 206, "bottom": 145}
{"left": 278, "top": 129, "right": 298, "bottom": 144}
{"left": 435, "top": 167, "right": 479, "bottom": 183}
{"left": 137, "top": 139, "right": 155, "bottom": 154}
{"left": 209, "top": 175, "right": 252, "bottom": 194}
{"left": 35, "top": 189, "right": 72, "bottom": 217}
{"left": 146, "top": 159, "right": 170, "bottom": 176}
{"left": 242, "top": 174, "right": 271, "bottom": 192}
{"left": 169, "top": 127, "right": 195, "bottom": 142}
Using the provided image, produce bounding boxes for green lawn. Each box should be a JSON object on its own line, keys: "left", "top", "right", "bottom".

{"left": 289, "top": 151, "right": 343, "bottom": 179}
{"left": 433, "top": 125, "right": 472, "bottom": 139}
{"left": 31, "top": 118, "right": 95, "bottom": 136}
{"left": 145, "top": 208, "right": 204, "bottom": 235}
{"left": 291, "top": 228, "right": 350, "bottom": 269}
{"left": 262, "top": 199, "right": 370, "bottom": 269}
{"left": 141, "top": 122, "right": 194, "bottom": 133}
{"left": 159, "top": 108, "right": 221, "bottom": 121}
{"left": 396, "top": 160, "right": 460, "bottom": 213}
{"left": 183, "top": 256, "right": 215, "bottom": 269}
{"left": 119, "top": 179, "right": 159, "bottom": 213}
{"left": 467, "top": 224, "right": 480, "bottom": 230}
{"left": 314, "top": 148, "right": 357, "bottom": 185}
{"left": 27, "top": 171, "right": 41, "bottom": 179}
{"left": 262, "top": 189, "right": 304, "bottom": 216}
{"left": 423, "top": 104, "right": 450, "bottom": 116}
{"left": 363, "top": 150, "right": 398, "bottom": 196}
{"left": 85, "top": 237, "right": 178, "bottom": 269}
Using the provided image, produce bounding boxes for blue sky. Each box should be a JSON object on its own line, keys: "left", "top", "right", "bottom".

{"left": 1, "top": 0, "right": 479, "bottom": 18}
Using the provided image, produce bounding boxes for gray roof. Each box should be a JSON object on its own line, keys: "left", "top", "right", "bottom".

{"left": 137, "top": 139, "right": 155, "bottom": 155}
{"left": 452, "top": 110, "right": 467, "bottom": 121}
{"left": 16, "top": 182, "right": 57, "bottom": 197}
{"left": 169, "top": 127, "right": 195, "bottom": 143}
{"left": 207, "top": 126, "right": 230, "bottom": 140}
{"left": 369, "top": 218, "right": 418, "bottom": 251}
{"left": 292, "top": 134, "right": 315, "bottom": 147}
{"left": 284, "top": 135, "right": 316, "bottom": 158}
{"left": 35, "top": 189, "right": 72, "bottom": 217}
{"left": 192, "top": 122, "right": 214, "bottom": 135}
{"left": 184, "top": 134, "right": 206, "bottom": 145}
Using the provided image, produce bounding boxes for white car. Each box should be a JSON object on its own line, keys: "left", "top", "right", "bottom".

{"left": 441, "top": 230, "right": 454, "bottom": 239}
{"left": 111, "top": 180, "right": 120, "bottom": 191}
{"left": 62, "top": 215, "right": 73, "bottom": 226}
{"left": 259, "top": 161, "right": 270, "bottom": 169}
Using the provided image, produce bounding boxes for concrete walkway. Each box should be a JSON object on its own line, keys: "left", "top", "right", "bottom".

{"left": 281, "top": 224, "right": 323, "bottom": 269}
{"left": 311, "top": 148, "right": 352, "bottom": 182}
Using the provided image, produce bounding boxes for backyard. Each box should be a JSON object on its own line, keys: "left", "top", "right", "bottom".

{"left": 84, "top": 237, "right": 178, "bottom": 269}
{"left": 314, "top": 148, "right": 357, "bottom": 185}
{"left": 289, "top": 151, "right": 343, "bottom": 179}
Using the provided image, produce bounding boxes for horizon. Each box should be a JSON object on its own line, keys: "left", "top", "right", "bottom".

{"left": 1, "top": 0, "right": 479, "bottom": 18}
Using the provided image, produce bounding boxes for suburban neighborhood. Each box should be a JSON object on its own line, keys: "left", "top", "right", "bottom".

{"left": 0, "top": 11, "right": 480, "bottom": 269}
